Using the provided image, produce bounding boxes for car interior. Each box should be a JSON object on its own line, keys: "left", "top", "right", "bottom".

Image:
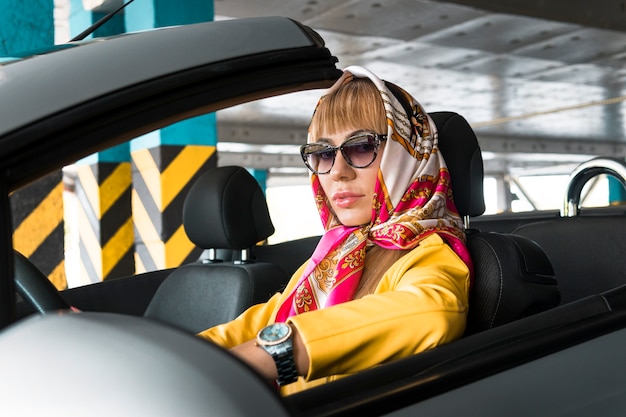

{"left": 19, "top": 110, "right": 562, "bottom": 326}
{"left": 11, "top": 107, "right": 626, "bottom": 414}
{"left": 140, "top": 110, "right": 562, "bottom": 336}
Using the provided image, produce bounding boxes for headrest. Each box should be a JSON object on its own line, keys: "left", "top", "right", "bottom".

{"left": 183, "top": 166, "right": 275, "bottom": 250}
{"left": 465, "top": 232, "right": 560, "bottom": 334}
{"left": 430, "top": 112, "right": 485, "bottom": 218}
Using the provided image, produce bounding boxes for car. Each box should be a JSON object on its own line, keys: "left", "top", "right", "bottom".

{"left": 0, "top": 15, "right": 626, "bottom": 416}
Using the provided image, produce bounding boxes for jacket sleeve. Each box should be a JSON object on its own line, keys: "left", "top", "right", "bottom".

{"left": 288, "top": 233, "right": 470, "bottom": 381}
{"left": 196, "top": 261, "right": 310, "bottom": 347}
{"left": 197, "top": 292, "right": 283, "bottom": 347}
{"left": 198, "top": 233, "right": 470, "bottom": 383}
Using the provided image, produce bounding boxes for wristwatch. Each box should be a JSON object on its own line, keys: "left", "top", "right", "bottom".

{"left": 256, "top": 322, "right": 299, "bottom": 386}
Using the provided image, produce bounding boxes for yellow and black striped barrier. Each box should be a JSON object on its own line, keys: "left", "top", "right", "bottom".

{"left": 75, "top": 162, "right": 135, "bottom": 283}
{"left": 11, "top": 171, "right": 67, "bottom": 290}
{"left": 132, "top": 144, "right": 216, "bottom": 273}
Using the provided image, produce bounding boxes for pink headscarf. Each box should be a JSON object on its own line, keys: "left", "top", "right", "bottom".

{"left": 276, "top": 66, "right": 472, "bottom": 321}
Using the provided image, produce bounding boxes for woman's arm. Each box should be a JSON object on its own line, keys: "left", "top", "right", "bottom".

{"left": 229, "top": 324, "right": 309, "bottom": 381}
{"left": 197, "top": 292, "right": 284, "bottom": 347}
{"left": 225, "top": 234, "right": 470, "bottom": 383}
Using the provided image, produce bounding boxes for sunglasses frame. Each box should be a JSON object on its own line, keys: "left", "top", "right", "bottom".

{"left": 300, "top": 132, "right": 387, "bottom": 175}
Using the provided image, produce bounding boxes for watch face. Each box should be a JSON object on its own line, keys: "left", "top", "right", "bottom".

{"left": 258, "top": 323, "right": 291, "bottom": 344}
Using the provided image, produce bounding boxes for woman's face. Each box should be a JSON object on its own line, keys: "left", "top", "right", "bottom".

{"left": 316, "top": 128, "right": 383, "bottom": 227}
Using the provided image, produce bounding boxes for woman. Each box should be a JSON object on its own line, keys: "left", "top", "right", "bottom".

{"left": 198, "top": 66, "right": 472, "bottom": 396}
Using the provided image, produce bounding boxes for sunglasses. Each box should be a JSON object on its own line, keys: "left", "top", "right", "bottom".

{"left": 300, "top": 132, "right": 387, "bottom": 175}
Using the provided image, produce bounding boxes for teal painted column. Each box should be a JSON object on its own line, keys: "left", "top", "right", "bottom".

{"left": 69, "top": 0, "right": 125, "bottom": 39}
{"left": 250, "top": 169, "right": 268, "bottom": 195}
{"left": 69, "top": 0, "right": 90, "bottom": 39}
{"left": 609, "top": 176, "right": 626, "bottom": 205}
{"left": 0, "top": 0, "right": 53, "bottom": 55}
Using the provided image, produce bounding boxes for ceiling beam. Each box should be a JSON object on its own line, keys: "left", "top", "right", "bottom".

{"left": 217, "top": 120, "right": 626, "bottom": 157}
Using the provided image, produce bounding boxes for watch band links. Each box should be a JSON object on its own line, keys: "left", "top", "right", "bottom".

{"left": 275, "top": 348, "right": 299, "bottom": 386}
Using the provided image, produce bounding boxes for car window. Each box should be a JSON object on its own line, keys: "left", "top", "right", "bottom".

{"left": 12, "top": 133, "right": 322, "bottom": 290}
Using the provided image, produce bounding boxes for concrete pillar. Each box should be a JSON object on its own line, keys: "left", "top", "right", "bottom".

{"left": 11, "top": 172, "right": 67, "bottom": 290}
{"left": 125, "top": 0, "right": 217, "bottom": 272}
{"left": 73, "top": 148, "right": 135, "bottom": 284}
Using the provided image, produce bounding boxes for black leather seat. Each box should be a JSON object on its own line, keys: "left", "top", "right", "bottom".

{"left": 144, "top": 166, "right": 290, "bottom": 333}
{"left": 431, "top": 111, "right": 560, "bottom": 334}
{"left": 513, "top": 215, "right": 626, "bottom": 304}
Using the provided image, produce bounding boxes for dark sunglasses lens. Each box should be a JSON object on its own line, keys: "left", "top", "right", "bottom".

{"left": 342, "top": 135, "right": 378, "bottom": 168}
{"left": 303, "top": 144, "right": 335, "bottom": 174}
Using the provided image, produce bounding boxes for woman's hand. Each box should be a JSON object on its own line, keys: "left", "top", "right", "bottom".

{"left": 230, "top": 339, "right": 279, "bottom": 380}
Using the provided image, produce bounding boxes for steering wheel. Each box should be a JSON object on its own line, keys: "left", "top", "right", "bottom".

{"left": 13, "top": 251, "right": 71, "bottom": 314}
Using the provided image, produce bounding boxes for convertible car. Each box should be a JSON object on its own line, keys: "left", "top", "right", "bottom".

{"left": 0, "top": 16, "right": 625, "bottom": 416}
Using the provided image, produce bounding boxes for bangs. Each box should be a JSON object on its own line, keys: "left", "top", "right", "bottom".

{"left": 309, "top": 77, "right": 387, "bottom": 140}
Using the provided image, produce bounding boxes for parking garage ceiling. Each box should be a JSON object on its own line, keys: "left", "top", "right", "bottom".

{"left": 215, "top": 0, "right": 626, "bottom": 175}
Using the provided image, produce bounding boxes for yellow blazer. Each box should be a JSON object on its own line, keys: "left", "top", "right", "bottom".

{"left": 198, "top": 233, "right": 470, "bottom": 395}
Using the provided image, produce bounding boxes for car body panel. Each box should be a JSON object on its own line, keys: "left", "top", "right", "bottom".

{"left": 392, "top": 327, "right": 626, "bottom": 417}
{"left": 0, "top": 17, "right": 320, "bottom": 141}
{"left": 0, "top": 312, "right": 290, "bottom": 416}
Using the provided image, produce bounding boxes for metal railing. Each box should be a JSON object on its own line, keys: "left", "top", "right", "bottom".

{"left": 562, "top": 157, "right": 626, "bottom": 217}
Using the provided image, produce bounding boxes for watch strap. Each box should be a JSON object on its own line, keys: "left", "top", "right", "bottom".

{"left": 274, "top": 344, "right": 299, "bottom": 386}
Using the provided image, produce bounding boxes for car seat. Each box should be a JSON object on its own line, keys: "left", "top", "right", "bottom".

{"left": 144, "top": 166, "right": 290, "bottom": 333}
{"left": 431, "top": 111, "right": 560, "bottom": 334}
{"left": 513, "top": 215, "right": 626, "bottom": 304}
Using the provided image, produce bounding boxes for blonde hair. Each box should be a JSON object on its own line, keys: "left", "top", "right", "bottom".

{"left": 354, "top": 246, "right": 410, "bottom": 298}
{"left": 309, "top": 77, "right": 407, "bottom": 297}
{"left": 309, "top": 77, "right": 387, "bottom": 140}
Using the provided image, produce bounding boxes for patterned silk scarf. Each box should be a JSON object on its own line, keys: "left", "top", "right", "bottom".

{"left": 275, "top": 66, "right": 472, "bottom": 322}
